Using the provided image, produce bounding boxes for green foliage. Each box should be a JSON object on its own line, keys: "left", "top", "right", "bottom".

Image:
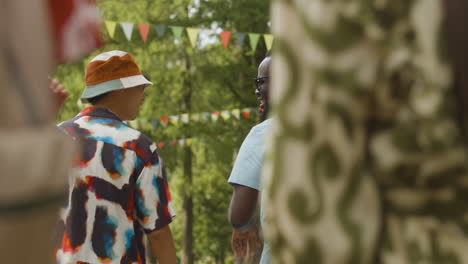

{"left": 54, "top": 0, "right": 270, "bottom": 262}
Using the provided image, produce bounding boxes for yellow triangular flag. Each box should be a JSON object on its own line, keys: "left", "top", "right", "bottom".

{"left": 264, "top": 34, "right": 274, "bottom": 50}
{"left": 105, "top": 21, "right": 117, "bottom": 39}
{"left": 186, "top": 27, "right": 199, "bottom": 47}
{"left": 186, "top": 138, "right": 193, "bottom": 146}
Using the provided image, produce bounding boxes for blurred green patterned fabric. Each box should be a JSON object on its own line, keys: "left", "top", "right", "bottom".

{"left": 264, "top": 1, "right": 468, "bottom": 263}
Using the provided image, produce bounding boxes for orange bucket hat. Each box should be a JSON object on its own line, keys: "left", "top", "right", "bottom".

{"left": 80, "top": 50, "right": 152, "bottom": 103}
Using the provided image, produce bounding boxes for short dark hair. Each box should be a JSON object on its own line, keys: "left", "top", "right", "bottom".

{"left": 87, "top": 93, "right": 108, "bottom": 105}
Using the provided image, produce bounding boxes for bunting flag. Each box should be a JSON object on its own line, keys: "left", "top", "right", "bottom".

{"left": 220, "top": 31, "right": 231, "bottom": 49}
{"left": 120, "top": 22, "right": 134, "bottom": 40}
{"left": 169, "top": 115, "right": 179, "bottom": 126}
{"left": 186, "top": 27, "right": 199, "bottom": 47}
{"left": 178, "top": 139, "right": 186, "bottom": 146}
{"left": 102, "top": 20, "right": 274, "bottom": 53}
{"left": 248, "top": 33, "right": 261, "bottom": 51}
{"left": 264, "top": 34, "right": 274, "bottom": 50}
{"left": 211, "top": 111, "right": 220, "bottom": 121}
{"left": 220, "top": 110, "right": 231, "bottom": 120}
{"left": 128, "top": 120, "right": 138, "bottom": 128}
{"left": 181, "top": 113, "right": 189, "bottom": 124}
{"left": 241, "top": 108, "right": 252, "bottom": 119}
{"left": 138, "top": 24, "right": 150, "bottom": 42}
{"left": 190, "top": 113, "right": 200, "bottom": 121}
{"left": 151, "top": 119, "right": 159, "bottom": 130}
{"left": 171, "top": 26, "right": 184, "bottom": 41}
{"left": 236, "top": 32, "right": 247, "bottom": 48}
{"left": 155, "top": 25, "right": 167, "bottom": 37}
{"left": 160, "top": 116, "right": 169, "bottom": 127}
{"left": 202, "top": 112, "right": 210, "bottom": 121}
{"left": 127, "top": 107, "right": 258, "bottom": 131}
{"left": 105, "top": 21, "right": 117, "bottom": 39}
{"left": 139, "top": 119, "right": 151, "bottom": 130}
{"left": 147, "top": 136, "right": 237, "bottom": 149}
{"left": 231, "top": 109, "right": 241, "bottom": 119}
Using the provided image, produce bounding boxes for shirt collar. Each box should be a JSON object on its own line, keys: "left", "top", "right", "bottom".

{"left": 77, "top": 106, "right": 123, "bottom": 122}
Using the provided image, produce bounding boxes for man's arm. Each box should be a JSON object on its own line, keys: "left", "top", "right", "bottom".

{"left": 147, "top": 225, "right": 177, "bottom": 264}
{"left": 228, "top": 184, "right": 259, "bottom": 230}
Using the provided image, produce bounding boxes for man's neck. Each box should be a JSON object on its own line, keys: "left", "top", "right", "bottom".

{"left": 94, "top": 102, "right": 126, "bottom": 120}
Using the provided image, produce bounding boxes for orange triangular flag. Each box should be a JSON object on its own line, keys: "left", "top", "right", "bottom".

{"left": 220, "top": 31, "right": 231, "bottom": 49}
{"left": 138, "top": 24, "right": 150, "bottom": 42}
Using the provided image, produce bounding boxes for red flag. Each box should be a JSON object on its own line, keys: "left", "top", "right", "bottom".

{"left": 172, "top": 140, "right": 178, "bottom": 146}
{"left": 138, "top": 24, "right": 150, "bottom": 42}
{"left": 157, "top": 142, "right": 165, "bottom": 149}
{"left": 47, "top": 0, "right": 102, "bottom": 62}
{"left": 241, "top": 110, "right": 251, "bottom": 119}
{"left": 160, "top": 116, "right": 169, "bottom": 126}
{"left": 220, "top": 31, "right": 231, "bottom": 49}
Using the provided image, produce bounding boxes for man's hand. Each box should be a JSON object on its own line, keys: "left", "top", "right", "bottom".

{"left": 231, "top": 228, "right": 262, "bottom": 257}
{"left": 49, "top": 78, "right": 69, "bottom": 113}
{"left": 147, "top": 225, "right": 177, "bottom": 264}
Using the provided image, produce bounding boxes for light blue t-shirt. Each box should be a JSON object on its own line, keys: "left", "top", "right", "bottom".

{"left": 228, "top": 119, "right": 272, "bottom": 264}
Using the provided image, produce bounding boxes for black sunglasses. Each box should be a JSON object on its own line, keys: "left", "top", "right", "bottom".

{"left": 254, "top": 76, "right": 270, "bottom": 88}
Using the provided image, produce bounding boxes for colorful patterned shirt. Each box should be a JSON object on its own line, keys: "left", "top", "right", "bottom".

{"left": 56, "top": 106, "right": 175, "bottom": 264}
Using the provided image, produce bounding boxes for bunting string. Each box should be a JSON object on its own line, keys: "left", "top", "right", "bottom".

{"left": 153, "top": 135, "right": 225, "bottom": 149}
{"left": 104, "top": 20, "right": 274, "bottom": 51}
{"left": 126, "top": 107, "right": 259, "bottom": 131}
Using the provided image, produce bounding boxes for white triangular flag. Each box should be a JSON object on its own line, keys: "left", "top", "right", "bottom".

{"left": 120, "top": 22, "right": 134, "bottom": 40}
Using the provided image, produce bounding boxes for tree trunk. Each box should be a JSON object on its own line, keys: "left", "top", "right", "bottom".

{"left": 181, "top": 51, "right": 194, "bottom": 264}
{"left": 182, "top": 145, "right": 193, "bottom": 264}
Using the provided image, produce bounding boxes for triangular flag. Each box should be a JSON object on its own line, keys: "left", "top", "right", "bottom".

{"left": 248, "top": 33, "right": 260, "bottom": 51}
{"left": 220, "top": 110, "right": 231, "bottom": 120}
{"left": 236, "top": 32, "right": 247, "bottom": 48}
{"left": 160, "top": 116, "right": 169, "bottom": 127}
{"left": 241, "top": 108, "right": 252, "bottom": 119}
{"left": 172, "top": 140, "right": 178, "bottom": 146}
{"left": 264, "top": 34, "right": 274, "bottom": 50}
{"left": 231, "top": 109, "right": 241, "bottom": 119}
{"left": 155, "top": 25, "right": 167, "bottom": 38}
{"left": 138, "top": 24, "right": 150, "bottom": 42}
{"left": 157, "top": 142, "right": 165, "bottom": 149}
{"left": 190, "top": 113, "right": 200, "bottom": 121}
{"left": 181, "top": 113, "right": 189, "bottom": 124}
{"left": 120, "top": 22, "right": 134, "bottom": 41}
{"left": 151, "top": 119, "right": 159, "bottom": 130}
{"left": 139, "top": 119, "right": 151, "bottom": 130}
{"left": 186, "top": 28, "right": 199, "bottom": 47}
{"left": 105, "top": 21, "right": 117, "bottom": 39}
{"left": 128, "top": 120, "right": 138, "bottom": 128}
{"left": 178, "top": 139, "right": 186, "bottom": 146}
{"left": 220, "top": 31, "right": 231, "bottom": 49}
{"left": 171, "top": 26, "right": 184, "bottom": 41}
{"left": 186, "top": 138, "right": 193, "bottom": 146}
{"left": 211, "top": 111, "right": 220, "bottom": 121}
{"left": 201, "top": 112, "right": 210, "bottom": 121}
{"left": 169, "top": 115, "right": 179, "bottom": 126}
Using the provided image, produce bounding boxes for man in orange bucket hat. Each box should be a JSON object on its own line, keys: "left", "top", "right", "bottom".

{"left": 57, "top": 50, "right": 176, "bottom": 264}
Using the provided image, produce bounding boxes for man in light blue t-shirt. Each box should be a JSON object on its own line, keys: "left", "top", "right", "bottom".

{"left": 228, "top": 52, "right": 271, "bottom": 263}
